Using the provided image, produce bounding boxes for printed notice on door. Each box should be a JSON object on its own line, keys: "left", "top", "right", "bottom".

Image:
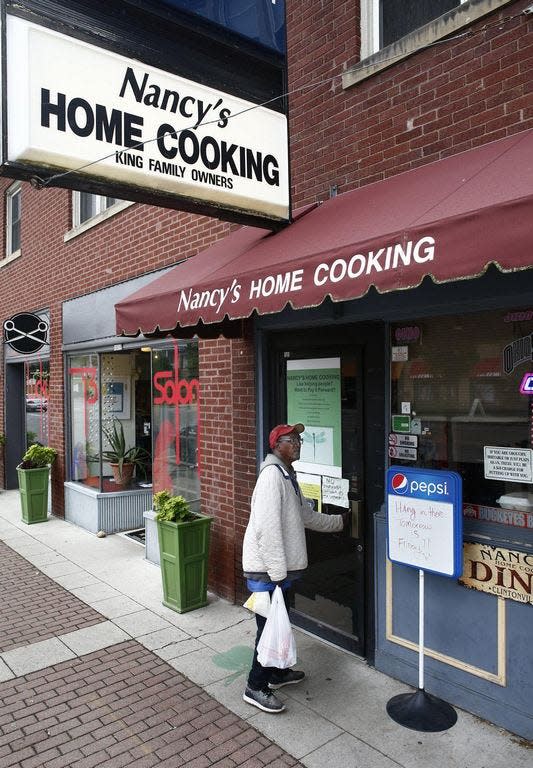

{"left": 287, "top": 357, "right": 342, "bottom": 477}
{"left": 484, "top": 446, "right": 533, "bottom": 483}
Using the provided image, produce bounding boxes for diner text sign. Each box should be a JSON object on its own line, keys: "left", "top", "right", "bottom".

{"left": 460, "top": 542, "right": 533, "bottom": 605}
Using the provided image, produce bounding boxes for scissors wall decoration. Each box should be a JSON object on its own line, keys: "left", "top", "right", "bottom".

{"left": 3, "top": 313, "right": 49, "bottom": 354}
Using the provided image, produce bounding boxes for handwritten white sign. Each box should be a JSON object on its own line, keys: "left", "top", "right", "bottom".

{"left": 387, "top": 495, "right": 455, "bottom": 575}
{"left": 322, "top": 476, "right": 349, "bottom": 508}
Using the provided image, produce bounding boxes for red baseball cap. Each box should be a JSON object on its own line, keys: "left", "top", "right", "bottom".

{"left": 269, "top": 423, "right": 305, "bottom": 450}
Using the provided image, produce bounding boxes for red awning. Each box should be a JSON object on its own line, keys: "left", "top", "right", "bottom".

{"left": 116, "top": 129, "right": 533, "bottom": 337}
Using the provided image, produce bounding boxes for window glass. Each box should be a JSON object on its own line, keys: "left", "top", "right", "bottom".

{"left": 6, "top": 183, "right": 21, "bottom": 256}
{"left": 100, "top": 351, "right": 152, "bottom": 491}
{"left": 74, "top": 192, "right": 121, "bottom": 226}
{"left": 68, "top": 350, "right": 153, "bottom": 492}
{"left": 152, "top": 340, "right": 200, "bottom": 509}
{"left": 68, "top": 353, "right": 100, "bottom": 487}
{"left": 380, "top": 0, "right": 460, "bottom": 47}
{"left": 25, "top": 359, "right": 49, "bottom": 447}
{"left": 390, "top": 309, "right": 533, "bottom": 530}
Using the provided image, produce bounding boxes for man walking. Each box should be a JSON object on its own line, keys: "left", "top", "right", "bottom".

{"left": 242, "top": 423, "right": 344, "bottom": 713}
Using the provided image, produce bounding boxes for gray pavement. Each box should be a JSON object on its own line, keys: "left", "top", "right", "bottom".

{"left": 0, "top": 489, "right": 531, "bottom": 768}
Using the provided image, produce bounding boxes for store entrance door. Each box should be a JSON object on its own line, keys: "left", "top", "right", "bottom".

{"left": 267, "top": 324, "right": 385, "bottom": 657}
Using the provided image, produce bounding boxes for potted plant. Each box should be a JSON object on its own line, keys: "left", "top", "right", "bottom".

{"left": 95, "top": 419, "right": 150, "bottom": 487}
{"left": 17, "top": 443, "right": 58, "bottom": 524}
{"left": 154, "top": 490, "right": 213, "bottom": 613}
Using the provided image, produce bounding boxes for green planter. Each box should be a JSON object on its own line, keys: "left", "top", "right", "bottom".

{"left": 157, "top": 514, "right": 213, "bottom": 613}
{"left": 17, "top": 466, "right": 50, "bottom": 524}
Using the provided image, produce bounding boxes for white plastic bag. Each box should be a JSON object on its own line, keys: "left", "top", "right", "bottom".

{"left": 257, "top": 586, "right": 297, "bottom": 669}
{"left": 243, "top": 591, "right": 271, "bottom": 618}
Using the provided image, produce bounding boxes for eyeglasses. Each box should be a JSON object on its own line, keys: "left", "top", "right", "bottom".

{"left": 277, "top": 436, "right": 303, "bottom": 445}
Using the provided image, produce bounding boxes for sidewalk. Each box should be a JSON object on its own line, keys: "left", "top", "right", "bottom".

{"left": 0, "top": 490, "right": 530, "bottom": 768}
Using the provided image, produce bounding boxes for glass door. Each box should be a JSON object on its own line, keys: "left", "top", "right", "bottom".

{"left": 266, "top": 322, "right": 385, "bottom": 658}
{"left": 25, "top": 358, "right": 50, "bottom": 447}
{"left": 286, "top": 350, "right": 365, "bottom": 654}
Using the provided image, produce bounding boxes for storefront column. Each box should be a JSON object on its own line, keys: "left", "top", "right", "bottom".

{"left": 199, "top": 325, "right": 256, "bottom": 602}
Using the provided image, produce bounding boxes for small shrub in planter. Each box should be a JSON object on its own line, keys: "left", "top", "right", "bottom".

{"left": 153, "top": 489, "right": 212, "bottom": 613}
{"left": 153, "top": 491, "right": 195, "bottom": 522}
{"left": 18, "top": 444, "right": 57, "bottom": 469}
{"left": 17, "top": 444, "right": 58, "bottom": 524}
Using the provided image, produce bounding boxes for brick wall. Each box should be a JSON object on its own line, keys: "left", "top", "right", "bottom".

{"left": 198, "top": 324, "right": 256, "bottom": 601}
{"left": 287, "top": 0, "right": 533, "bottom": 205}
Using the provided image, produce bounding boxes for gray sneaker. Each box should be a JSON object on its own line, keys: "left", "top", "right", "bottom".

{"left": 243, "top": 686, "right": 285, "bottom": 713}
{"left": 268, "top": 669, "right": 305, "bottom": 689}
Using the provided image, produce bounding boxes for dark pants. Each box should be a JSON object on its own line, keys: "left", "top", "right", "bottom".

{"left": 247, "top": 588, "right": 291, "bottom": 691}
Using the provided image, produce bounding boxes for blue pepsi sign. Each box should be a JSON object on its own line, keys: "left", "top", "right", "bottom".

{"left": 387, "top": 466, "right": 463, "bottom": 578}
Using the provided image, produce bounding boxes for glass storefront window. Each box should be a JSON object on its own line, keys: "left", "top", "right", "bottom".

{"left": 390, "top": 309, "right": 533, "bottom": 529}
{"left": 68, "top": 354, "right": 100, "bottom": 487}
{"left": 152, "top": 340, "right": 200, "bottom": 508}
{"left": 68, "top": 350, "right": 152, "bottom": 492}
{"left": 25, "top": 358, "right": 50, "bottom": 447}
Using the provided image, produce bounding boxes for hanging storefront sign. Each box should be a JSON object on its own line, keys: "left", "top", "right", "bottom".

{"left": 460, "top": 542, "right": 533, "bottom": 605}
{"left": 3, "top": 313, "right": 49, "bottom": 354}
{"left": 287, "top": 357, "right": 342, "bottom": 477}
{"left": 2, "top": 13, "right": 289, "bottom": 225}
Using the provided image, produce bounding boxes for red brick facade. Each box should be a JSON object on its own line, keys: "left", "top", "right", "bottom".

{"left": 1, "top": 0, "right": 532, "bottom": 602}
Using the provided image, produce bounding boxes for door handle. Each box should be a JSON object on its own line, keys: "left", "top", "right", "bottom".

{"left": 356, "top": 544, "right": 363, "bottom": 552}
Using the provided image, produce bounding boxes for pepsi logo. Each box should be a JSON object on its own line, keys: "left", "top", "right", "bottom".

{"left": 391, "top": 473, "right": 408, "bottom": 494}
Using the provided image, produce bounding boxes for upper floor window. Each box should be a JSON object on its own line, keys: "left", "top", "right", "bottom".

{"left": 349, "top": 1, "right": 510, "bottom": 88}
{"left": 6, "top": 181, "right": 21, "bottom": 259}
{"left": 73, "top": 192, "right": 119, "bottom": 228}
{"left": 380, "top": 0, "right": 464, "bottom": 48}
{"left": 362, "top": 0, "right": 468, "bottom": 57}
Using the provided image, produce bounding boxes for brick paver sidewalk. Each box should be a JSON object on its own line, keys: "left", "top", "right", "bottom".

{"left": 0, "top": 641, "right": 302, "bottom": 768}
{"left": 0, "top": 541, "right": 304, "bottom": 768}
{"left": 0, "top": 541, "right": 105, "bottom": 653}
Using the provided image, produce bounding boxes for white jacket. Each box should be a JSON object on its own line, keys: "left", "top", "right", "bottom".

{"left": 242, "top": 453, "right": 343, "bottom": 583}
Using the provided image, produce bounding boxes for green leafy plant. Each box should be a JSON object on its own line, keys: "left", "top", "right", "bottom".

{"left": 153, "top": 490, "right": 194, "bottom": 522}
{"left": 0, "top": 434, "right": 5, "bottom": 447}
{"left": 92, "top": 419, "right": 150, "bottom": 477}
{"left": 19, "top": 444, "right": 57, "bottom": 469}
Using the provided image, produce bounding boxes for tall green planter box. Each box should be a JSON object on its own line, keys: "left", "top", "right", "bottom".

{"left": 157, "top": 514, "right": 213, "bottom": 613}
{"left": 17, "top": 466, "right": 50, "bottom": 524}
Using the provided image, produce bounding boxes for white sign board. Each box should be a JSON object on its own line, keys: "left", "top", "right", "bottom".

{"left": 484, "top": 446, "right": 533, "bottom": 483}
{"left": 387, "top": 468, "right": 463, "bottom": 578}
{"left": 388, "top": 445, "right": 417, "bottom": 461}
{"left": 388, "top": 495, "right": 456, "bottom": 574}
{"left": 322, "top": 476, "right": 349, "bottom": 508}
{"left": 5, "top": 15, "right": 289, "bottom": 222}
{"left": 389, "top": 433, "right": 418, "bottom": 448}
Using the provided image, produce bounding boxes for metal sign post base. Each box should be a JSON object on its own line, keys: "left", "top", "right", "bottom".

{"left": 386, "top": 688, "right": 458, "bottom": 732}
{"left": 386, "top": 569, "right": 458, "bottom": 732}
